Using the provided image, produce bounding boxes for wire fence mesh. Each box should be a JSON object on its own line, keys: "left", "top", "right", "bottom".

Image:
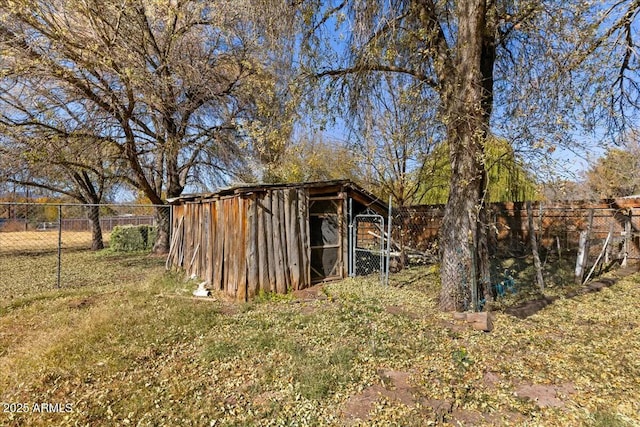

{"left": 386, "top": 200, "right": 640, "bottom": 310}
{"left": 0, "top": 203, "right": 169, "bottom": 289}
{"left": 2, "top": 199, "right": 639, "bottom": 298}
{"left": 351, "top": 213, "right": 386, "bottom": 282}
{"left": 390, "top": 200, "right": 640, "bottom": 275}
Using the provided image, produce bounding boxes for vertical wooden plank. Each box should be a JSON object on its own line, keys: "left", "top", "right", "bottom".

{"left": 208, "top": 201, "right": 216, "bottom": 287}
{"left": 256, "top": 195, "right": 268, "bottom": 294}
{"left": 179, "top": 205, "right": 186, "bottom": 268}
{"left": 279, "top": 190, "right": 291, "bottom": 292}
{"left": 278, "top": 189, "right": 291, "bottom": 294}
{"left": 227, "top": 198, "right": 238, "bottom": 299}
{"left": 182, "top": 205, "right": 190, "bottom": 270}
{"left": 298, "top": 189, "right": 311, "bottom": 289}
{"left": 340, "top": 191, "right": 348, "bottom": 279}
{"left": 286, "top": 189, "right": 301, "bottom": 291}
{"left": 189, "top": 204, "right": 196, "bottom": 277}
{"left": 204, "top": 202, "right": 211, "bottom": 282}
{"left": 237, "top": 197, "right": 248, "bottom": 302}
{"left": 213, "top": 199, "right": 225, "bottom": 291}
{"left": 192, "top": 203, "right": 199, "bottom": 276}
{"left": 223, "top": 199, "right": 232, "bottom": 296}
{"left": 247, "top": 196, "right": 259, "bottom": 299}
{"left": 527, "top": 201, "right": 544, "bottom": 292}
{"left": 272, "top": 190, "right": 285, "bottom": 294}
{"left": 193, "top": 203, "right": 199, "bottom": 273}
{"left": 185, "top": 204, "right": 193, "bottom": 276}
{"left": 175, "top": 206, "right": 184, "bottom": 268}
{"left": 264, "top": 191, "right": 276, "bottom": 293}
{"left": 200, "top": 203, "right": 208, "bottom": 280}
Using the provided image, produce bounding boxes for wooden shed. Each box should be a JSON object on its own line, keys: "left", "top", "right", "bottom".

{"left": 166, "top": 180, "right": 386, "bottom": 300}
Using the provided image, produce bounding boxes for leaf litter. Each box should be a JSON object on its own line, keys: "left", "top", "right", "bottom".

{"left": 0, "top": 252, "right": 638, "bottom": 426}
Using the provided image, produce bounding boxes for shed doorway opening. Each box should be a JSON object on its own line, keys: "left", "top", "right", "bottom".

{"left": 309, "top": 197, "right": 343, "bottom": 283}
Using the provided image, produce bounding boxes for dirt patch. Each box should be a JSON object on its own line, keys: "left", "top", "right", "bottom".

{"left": 292, "top": 284, "right": 325, "bottom": 300}
{"left": 67, "top": 296, "right": 98, "bottom": 310}
{"left": 440, "top": 320, "right": 467, "bottom": 335}
{"left": 341, "top": 384, "right": 387, "bottom": 421}
{"left": 514, "top": 383, "right": 575, "bottom": 408}
{"left": 482, "top": 371, "right": 502, "bottom": 389}
{"left": 341, "top": 369, "right": 417, "bottom": 422}
{"left": 342, "top": 368, "right": 546, "bottom": 424}
{"left": 385, "top": 305, "right": 420, "bottom": 319}
{"left": 290, "top": 285, "right": 328, "bottom": 314}
{"left": 252, "top": 390, "right": 283, "bottom": 407}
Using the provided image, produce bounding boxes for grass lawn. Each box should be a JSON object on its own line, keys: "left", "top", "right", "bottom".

{"left": 0, "top": 231, "right": 111, "bottom": 255}
{"left": 0, "top": 251, "right": 638, "bottom": 426}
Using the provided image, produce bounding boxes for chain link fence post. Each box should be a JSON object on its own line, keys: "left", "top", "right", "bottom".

{"left": 57, "top": 204, "right": 62, "bottom": 288}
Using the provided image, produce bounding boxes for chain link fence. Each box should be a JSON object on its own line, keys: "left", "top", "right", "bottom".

{"left": 351, "top": 213, "right": 386, "bottom": 282}
{"left": 0, "top": 203, "right": 169, "bottom": 290}
{"left": 385, "top": 201, "right": 639, "bottom": 310}
{"left": 4, "top": 199, "right": 638, "bottom": 298}
{"left": 390, "top": 201, "right": 640, "bottom": 286}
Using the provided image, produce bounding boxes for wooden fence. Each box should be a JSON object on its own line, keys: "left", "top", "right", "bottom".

{"left": 393, "top": 198, "right": 640, "bottom": 260}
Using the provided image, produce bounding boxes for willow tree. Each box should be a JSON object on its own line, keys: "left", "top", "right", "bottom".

{"left": 419, "top": 138, "right": 539, "bottom": 205}
{"left": 292, "top": 1, "right": 616, "bottom": 310}
{"left": 0, "top": 0, "right": 294, "bottom": 252}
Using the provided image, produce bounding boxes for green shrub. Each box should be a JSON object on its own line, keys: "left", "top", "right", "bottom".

{"left": 110, "top": 225, "right": 157, "bottom": 252}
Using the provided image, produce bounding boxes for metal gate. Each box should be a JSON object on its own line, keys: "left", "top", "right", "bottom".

{"left": 350, "top": 212, "right": 386, "bottom": 284}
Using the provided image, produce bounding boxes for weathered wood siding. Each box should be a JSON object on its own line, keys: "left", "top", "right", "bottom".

{"left": 167, "top": 188, "right": 311, "bottom": 300}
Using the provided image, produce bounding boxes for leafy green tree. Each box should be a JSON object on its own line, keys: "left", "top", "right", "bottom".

{"left": 419, "top": 138, "right": 539, "bottom": 205}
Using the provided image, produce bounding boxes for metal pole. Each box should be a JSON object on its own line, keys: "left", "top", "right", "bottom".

{"left": 470, "top": 241, "right": 477, "bottom": 311}
{"left": 57, "top": 204, "right": 62, "bottom": 288}
{"left": 348, "top": 198, "right": 354, "bottom": 277}
{"left": 168, "top": 205, "right": 173, "bottom": 251}
{"left": 385, "top": 196, "right": 392, "bottom": 286}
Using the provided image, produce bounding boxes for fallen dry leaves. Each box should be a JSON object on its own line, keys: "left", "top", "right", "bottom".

{"left": 0, "top": 253, "right": 638, "bottom": 426}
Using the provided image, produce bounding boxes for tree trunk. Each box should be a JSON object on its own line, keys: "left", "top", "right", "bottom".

{"left": 437, "top": 0, "right": 495, "bottom": 311}
{"left": 527, "top": 201, "right": 544, "bottom": 291}
{"left": 87, "top": 204, "right": 104, "bottom": 251}
{"left": 477, "top": 171, "right": 493, "bottom": 305}
{"left": 153, "top": 205, "right": 171, "bottom": 254}
{"left": 438, "top": 131, "right": 486, "bottom": 311}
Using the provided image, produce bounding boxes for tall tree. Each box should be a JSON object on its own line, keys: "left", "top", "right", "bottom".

{"left": 265, "top": 133, "right": 362, "bottom": 183}
{"left": 294, "top": 1, "right": 609, "bottom": 310}
{"left": 0, "top": 0, "right": 291, "bottom": 252}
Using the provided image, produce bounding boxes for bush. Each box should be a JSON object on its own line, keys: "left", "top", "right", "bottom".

{"left": 110, "top": 225, "right": 157, "bottom": 252}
